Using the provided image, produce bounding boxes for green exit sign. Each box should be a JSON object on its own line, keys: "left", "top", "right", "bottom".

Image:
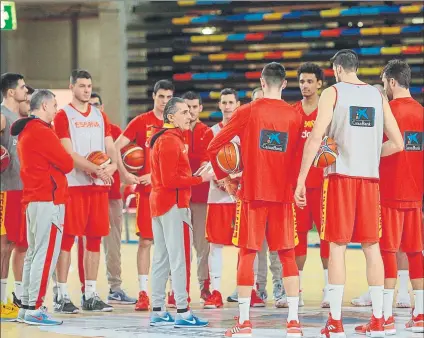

{"left": 1, "top": 1, "right": 17, "bottom": 31}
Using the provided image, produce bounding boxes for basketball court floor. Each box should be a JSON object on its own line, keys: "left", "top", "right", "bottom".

{"left": 1, "top": 242, "right": 419, "bottom": 338}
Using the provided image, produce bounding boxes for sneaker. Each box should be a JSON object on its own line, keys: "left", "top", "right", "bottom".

{"left": 298, "top": 290, "right": 304, "bottom": 307}
{"left": 53, "top": 295, "right": 79, "bottom": 314}
{"left": 259, "top": 290, "right": 268, "bottom": 301}
{"left": 135, "top": 291, "right": 150, "bottom": 311}
{"left": 107, "top": 289, "right": 137, "bottom": 305}
{"left": 286, "top": 320, "right": 303, "bottom": 337}
{"left": 17, "top": 308, "right": 26, "bottom": 323}
{"left": 227, "top": 289, "right": 238, "bottom": 302}
{"left": 12, "top": 292, "right": 22, "bottom": 308}
{"left": 405, "top": 312, "right": 424, "bottom": 333}
{"left": 275, "top": 293, "right": 288, "bottom": 308}
{"left": 174, "top": 311, "right": 209, "bottom": 328}
{"left": 150, "top": 311, "right": 175, "bottom": 327}
{"left": 395, "top": 292, "right": 411, "bottom": 308}
{"left": 204, "top": 290, "right": 224, "bottom": 309}
{"left": 0, "top": 301, "right": 19, "bottom": 322}
{"left": 321, "top": 287, "right": 330, "bottom": 308}
{"left": 250, "top": 289, "right": 265, "bottom": 307}
{"left": 167, "top": 291, "right": 176, "bottom": 308}
{"left": 320, "top": 313, "right": 345, "bottom": 338}
{"left": 383, "top": 316, "right": 396, "bottom": 336}
{"left": 82, "top": 293, "right": 113, "bottom": 312}
{"left": 24, "top": 306, "right": 63, "bottom": 326}
{"left": 273, "top": 280, "right": 284, "bottom": 300}
{"left": 351, "top": 291, "right": 372, "bottom": 307}
{"left": 225, "top": 320, "right": 252, "bottom": 337}
{"left": 200, "top": 288, "right": 211, "bottom": 303}
{"left": 354, "top": 315, "right": 384, "bottom": 337}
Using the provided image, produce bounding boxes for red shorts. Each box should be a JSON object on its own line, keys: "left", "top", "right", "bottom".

{"left": 0, "top": 190, "right": 27, "bottom": 248}
{"left": 64, "top": 188, "right": 109, "bottom": 237}
{"left": 205, "top": 203, "right": 236, "bottom": 245}
{"left": 321, "top": 175, "right": 381, "bottom": 244}
{"left": 233, "top": 200, "right": 298, "bottom": 251}
{"left": 295, "top": 187, "right": 322, "bottom": 233}
{"left": 135, "top": 192, "right": 153, "bottom": 239}
{"left": 380, "top": 206, "right": 423, "bottom": 253}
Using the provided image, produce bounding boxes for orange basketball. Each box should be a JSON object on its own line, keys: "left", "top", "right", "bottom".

{"left": 86, "top": 151, "right": 111, "bottom": 178}
{"left": 216, "top": 141, "right": 242, "bottom": 174}
{"left": 1, "top": 145, "right": 10, "bottom": 174}
{"left": 313, "top": 136, "right": 338, "bottom": 168}
{"left": 121, "top": 143, "right": 144, "bottom": 173}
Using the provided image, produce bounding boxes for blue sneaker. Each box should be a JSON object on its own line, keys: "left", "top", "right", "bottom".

{"left": 24, "top": 306, "right": 63, "bottom": 326}
{"left": 150, "top": 311, "right": 175, "bottom": 326}
{"left": 174, "top": 311, "right": 209, "bottom": 328}
{"left": 107, "top": 289, "right": 137, "bottom": 305}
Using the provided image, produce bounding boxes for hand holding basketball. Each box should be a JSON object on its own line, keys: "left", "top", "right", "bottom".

{"left": 0, "top": 145, "right": 10, "bottom": 174}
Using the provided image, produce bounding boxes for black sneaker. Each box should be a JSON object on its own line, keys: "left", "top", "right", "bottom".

{"left": 82, "top": 293, "right": 113, "bottom": 312}
{"left": 53, "top": 295, "right": 79, "bottom": 314}
{"left": 12, "top": 292, "right": 22, "bottom": 308}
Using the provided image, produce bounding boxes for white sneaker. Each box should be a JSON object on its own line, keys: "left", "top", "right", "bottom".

{"left": 275, "top": 294, "right": 288, "bottom": 308}
{"left": 321, "top": 287, "right": 330, "bottom": 308}
{"left": 351, "top": 291, "right": 372, "bottom": 306}
{"left": 395, "top": 292, "right": 411, "bottom": 308}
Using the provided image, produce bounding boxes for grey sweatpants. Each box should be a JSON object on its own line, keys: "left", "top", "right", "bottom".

{"left": 257, "top": 238, "right": 283, "bottom": 291}
{"left": 151, "top": 205, "right": 192, "bottom": 310}
{"left": 21, "top": 202, "right": 64, "bottom": 307}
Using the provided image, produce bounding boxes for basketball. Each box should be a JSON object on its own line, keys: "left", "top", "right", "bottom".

{"left": 0, "top": 145, "right": 10, "bottom": 174}
{"left": 121, "top": 143, "right": 144, "bottom": 173}
{"left": 313, "top": 136, "right": 338, "bottom": 168}
{"left": 216, "top": 141, "right": 243, "bottom": 174}
{"left": 86, "top": 151, "right": 111, "bottom": 178}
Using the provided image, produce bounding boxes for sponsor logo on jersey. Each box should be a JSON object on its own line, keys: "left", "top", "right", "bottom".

{"left": 349, "top": 106, "right": 375, "bottom": 127}
{"left": 404, "top": 131, "right": 423, "bottom": 151}
{"left": 259, "top": 129, "right": 288, "bottom": 152}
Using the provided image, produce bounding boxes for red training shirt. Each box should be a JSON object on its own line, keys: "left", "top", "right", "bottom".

{"left": 109, "top": 123, "right": 122, "bottom": 199}
{"left": 207, "top": 98, "right": 303, "bottom": 203}
{"left": 379, "top": 97, "right": 423, "bottom": 208}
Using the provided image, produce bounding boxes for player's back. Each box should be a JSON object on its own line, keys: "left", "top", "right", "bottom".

{"left": 239, "top": 98, "right": 302, "bottom": 203}
{"left": 326, "top": 82, "right": 384, "bottom": 179}
{"left": 380, "top": 97, "right": 423, "bottom": 204}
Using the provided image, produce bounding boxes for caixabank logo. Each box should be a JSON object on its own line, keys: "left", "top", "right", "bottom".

{"left": 349, "top": 106, "right": 375, "bottom": 127}
{"left": 404, "top": 131, "right": 423, "bottom": 151}
{"left": 259, "top": 129, "right": 288, "bottom": 152}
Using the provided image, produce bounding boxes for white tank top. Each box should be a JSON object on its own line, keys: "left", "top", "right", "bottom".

{"left": 64, "top": 104, "right": 107, "bottom": 187}
{"left": 325, "top": 82, "right": 384, "bottom": 179}
{"left": 207, "top": 123, "right": 240, "bottom": 204}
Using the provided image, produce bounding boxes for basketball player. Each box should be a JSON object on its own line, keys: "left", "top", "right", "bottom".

{"left": 54, "top": 69, "right": 116, "bottom": 313}
{"left": 363, "top": 59, "right": 422, "bottom": 335}
{"left": 294, "top": 50, "right": 404, "bottom": 337}
{"left": 115, "top": 80, "right": 174, "bottom": 311}
{"left": 149, "top": 97, "right": 213, "bottom": 327}
{"left": 208, "top": 63, "right": 304, "bottom": 337}
{"left": 18, "top": 85, "right": 34, "bottom": 117}
{"left": 11, "top": 89, "right": 73, "bottom": 325}
{"left": 0, "top": 73, "right": 28, "bottom": 321}
{"left": 292, "top": 62, "right": 330, "bottom": 308}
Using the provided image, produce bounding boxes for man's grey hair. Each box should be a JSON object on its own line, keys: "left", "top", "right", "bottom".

{"left": 163, "top": 97, "right": 186, "bottom": 123}
{"left": 30, "top": 89, "right": 55, "bottom": 111}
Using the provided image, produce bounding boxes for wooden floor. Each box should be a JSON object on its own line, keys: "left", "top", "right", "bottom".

{"left": 1, "top": 243, "right": 418, "bottom": 338}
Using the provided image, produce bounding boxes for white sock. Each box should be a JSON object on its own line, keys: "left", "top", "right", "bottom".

{"left": 14, "top": 281, "right": 23, "bottom": 300}
{"left": 253, "top": 254, "right": 258, "bottom": 290}
{"left": 299, "top": 270, "right": 303, "bottom": 291}
{"left": 85, "top": 280, "right": 96, "bottom": 299}
{"left": 139, "top": 275, "right": 148, "bottom": 292}
{"left": 323, "top": 269, "right": 329, "bottom": 287}
{"left": 413, "top": 290, "right": 424, "bottom": 316}
{"left": 1, "top": 279, "right": 7, "bottom": 303}
{"left": 383, "top": 289, "right": 395, "bottom": 320}
{"left": 238, "top": 297, "right": 250, "bottom": 324}
{"left": 58, "top": 282, "right": 69, "bottom": 301}
{"left": 369, "top": 285, "right": 384, "bottom": 319}
{"left": 328, "top": 284, "right": 344, "bottom": 320}
{"left": 287, "top": 296, "right": 299, "bottom": 322}
{"left": 398, "top": 270, "right": 409, "bottom": 295}
{"left": 209, "top": 244, "right": 223, "bottom": 292}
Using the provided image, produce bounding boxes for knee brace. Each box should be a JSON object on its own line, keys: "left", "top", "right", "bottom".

{"left": 407, "top": 252, "right": 424, "bottom": 279}
{"left": 294, "top": 232, "right": 308, "bottom": 257}
{"left": 278, "top": 248, "right": 299, "bottom": 277}
{"left": 237, "top": 248, "right": 256, "bottom": 286}
{"left": 320, "top": 239, "right": 330, "bottom": 259}
{"left": 61, "top": 234, "right": 75, "bottom": 252}
{"left": 85, "top": 236, "right": 102, "bottom": 252}
{"left": 381, "top": 250, "right": 397, "bottom": 279}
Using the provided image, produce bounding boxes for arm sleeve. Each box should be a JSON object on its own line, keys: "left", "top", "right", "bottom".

{"left": 207, "top": 105, "right": 250, "bottom": 180}
{"left": 53, "top": 110, "right": 70, "bottom": 139}
{"left": 40, "top": 128, "right": 74, "bottom": 174}
{"left": 122, "top": 116, "right": 142, "bottom": 142}
{"left": 110, "top": 124, "right": 123, "bottom": 140}
{"left": 101, "top": 111, "right": 112, "bottom": 137}
{"left": 159, "top": 138, "right": 203, "bottom": 189}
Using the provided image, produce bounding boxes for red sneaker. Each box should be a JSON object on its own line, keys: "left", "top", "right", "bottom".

{"left": 250, "top": 289, "right": 265, "bottom": 307}
{"left": 286, "top": 320, "right": 303, "bottom": 337}
{"left": 354, "top": 315, "right": 384, "bottom": 337}
{"left": 204, "top": 290, "right": 223, "bottom": 309}
{"left": 167, "top": 292, "right": 176, "bottom": 308}
{"left": 135, "top": 291, "right": 150, "bottom": 311}
{"left": 224, "top": 320, "right": 252, "bottom": 337}
{"left": 200, "top": 288, "right": 211, "bottom": 303}
{"left": 383, "top": 316, "right": 396, "bottom": 336}
{"left": 405, "top": 312, "right": 424, "bottom": 333}
{"left": 320, "top": 314, "right": 345, "bottom": 338}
